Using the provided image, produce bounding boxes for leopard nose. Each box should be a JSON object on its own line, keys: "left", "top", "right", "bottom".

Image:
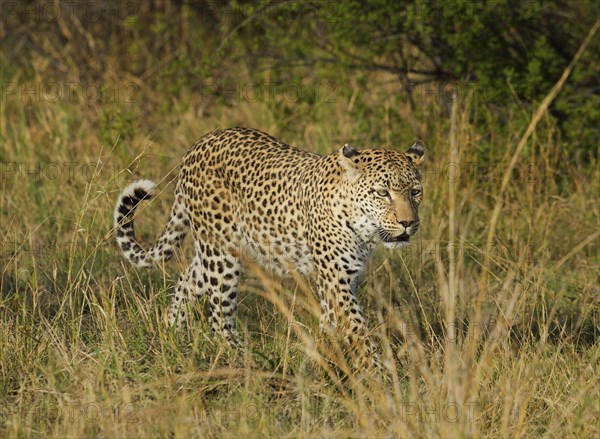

{"left": 400, "top": 220, "right": 419, "bottom": 235}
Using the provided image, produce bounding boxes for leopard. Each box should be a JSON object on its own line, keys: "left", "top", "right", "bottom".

{"left": 114, "top": 127, "right": 425, "bottom": 373}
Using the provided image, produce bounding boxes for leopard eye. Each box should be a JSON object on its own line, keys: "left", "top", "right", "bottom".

{"left": 375, "top": 188, "right": 389, "bottom": 198}
{"left": 411, "top": 188, "right": 422, "bottom": 197}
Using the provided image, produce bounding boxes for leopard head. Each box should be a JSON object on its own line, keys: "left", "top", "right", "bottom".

{"left": 339, "top": 140, "right": 425, "bottom": 248}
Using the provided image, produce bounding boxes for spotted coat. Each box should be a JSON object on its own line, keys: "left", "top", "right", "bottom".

{"left": 114, "top": 127, "right": 425, "bottom": 371}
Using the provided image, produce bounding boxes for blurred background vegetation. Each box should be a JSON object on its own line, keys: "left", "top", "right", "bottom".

{"left": 2, "top": 0, "right": 598, "bottom": 153}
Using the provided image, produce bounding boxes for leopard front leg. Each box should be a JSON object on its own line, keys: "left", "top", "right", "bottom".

{"left": 315, "top": 264, "right": 384, "bottom": 375}
{"left": 318, "top": 296, "right": 337, "bottom": 334}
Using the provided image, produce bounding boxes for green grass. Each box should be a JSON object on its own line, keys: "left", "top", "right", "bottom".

{"left": 1, "top": 71, "right": 598, "bottom": 437}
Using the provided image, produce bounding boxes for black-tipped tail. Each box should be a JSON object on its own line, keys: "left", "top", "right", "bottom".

{"left": 114, "top": 180, "right": 190, "bottom": 268}
{"left": 114, "top": 180, "right": 158, "bottom": 267}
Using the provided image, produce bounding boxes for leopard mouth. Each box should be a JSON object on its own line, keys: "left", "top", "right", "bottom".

{"left": 380, "top": 231, "right": 411, "bottom": 243}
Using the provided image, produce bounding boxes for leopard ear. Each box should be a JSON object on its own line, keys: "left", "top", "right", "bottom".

{"left": 342, "top": 144, "right": 360, "bottom": 158}
{"left": 339, "top": 144, "right": 361, "bottom": 182}
{"left": 406, "top": 140, "right": 426, "bottom": 166}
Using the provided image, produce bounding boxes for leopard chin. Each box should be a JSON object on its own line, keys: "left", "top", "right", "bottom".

{"left": 383, "top": 240, "right": 410, "bottom": 249}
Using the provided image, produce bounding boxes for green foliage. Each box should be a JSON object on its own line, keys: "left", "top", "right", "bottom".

{"left": 3, "top": 1, "right": 595, "bottom": 151}
{"left": 99, "top": 106, "right": 136, "bottom": 148}
{"left": 228, "top": 0, "right": 599, "bottom": 154}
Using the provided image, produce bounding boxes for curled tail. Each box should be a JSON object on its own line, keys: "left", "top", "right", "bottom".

{"left": 114, "top": 179, "right": 189, "bottom": 268}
